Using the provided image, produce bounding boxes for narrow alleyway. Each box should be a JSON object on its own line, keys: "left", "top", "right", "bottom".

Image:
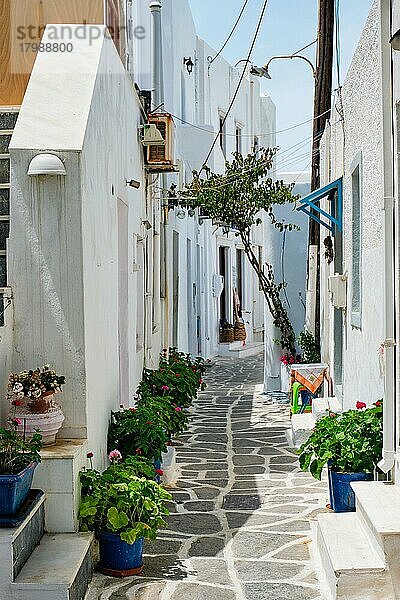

{"left": 87, "top": 355, "right": 327, "bottom": 600}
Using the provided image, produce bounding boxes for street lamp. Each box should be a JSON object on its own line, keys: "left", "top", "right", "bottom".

{"left": 389, "top": 28, "right": 400, "bottom": 51}
{"left": 251, "top": 54, "right": 317, "bottom": 80}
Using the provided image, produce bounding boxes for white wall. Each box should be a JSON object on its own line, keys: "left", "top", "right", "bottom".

{"left": 8, "top": 26, "right": 150, "bottom": 468}
{"left": 319, "top": 0, "right": 385, "bottom": 408}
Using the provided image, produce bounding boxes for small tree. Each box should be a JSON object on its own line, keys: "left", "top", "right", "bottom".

{"left": 180, "top": 148, "right": 299, "bottom": 357}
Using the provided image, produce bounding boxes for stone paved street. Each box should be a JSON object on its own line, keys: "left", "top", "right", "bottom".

{"left": 86, "top": 355, "right": 327, "bottom": 599}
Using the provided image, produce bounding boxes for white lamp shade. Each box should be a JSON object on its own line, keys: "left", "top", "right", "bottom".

{"left": 28, "top": 154, "right": 66, "bottom": 176}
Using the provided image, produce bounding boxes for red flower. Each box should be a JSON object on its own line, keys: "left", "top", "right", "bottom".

{"left": 12, "top": 399, "right": 23, "bottom": 407}
{"left": 175, "top": 373, "right": 180, "bottom": 378}
{"left": 135, "top": 448, "right": 142, "bottom": 455}
{"left": 155, "top": 468, "right": 164, "bottom": 476}
{"left": 87, "top": 452, "right": 94, "bottom": 459}
{"left": 198, "top": 379, "right": 203, "bottom": 384}
{"left": 375, "top": 401, "right": 382, "bottom": 407}
{"left": 146, "top": 421, "right": 153, "bottom": 425}
{"left": 129, "top": 408, "right": 137, "bottom": 412}
{"left": 356, "top": 401, "right": 367, "bottom": 410}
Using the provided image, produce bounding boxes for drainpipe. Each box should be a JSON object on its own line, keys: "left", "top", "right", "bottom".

{"left": 149, "top": 1, "right": 168, "bottom": 351}
{"left": 378, "top": 0, "right": 396, "bottom": 475}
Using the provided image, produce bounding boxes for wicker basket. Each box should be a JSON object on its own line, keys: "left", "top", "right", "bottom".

{"left": 234, "top": 321, "right": 247, "bottom": 341}
{"left": 220, "top": 327, "right": 234, "bottom": 343}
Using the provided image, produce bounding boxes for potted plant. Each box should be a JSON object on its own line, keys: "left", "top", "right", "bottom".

{"left": 79, "top": 454, "right": 172, "bottom": 577}
{"left": 108, "top": 407, "right": 168, "bottom": 462}
{"left": 298, "top": 401, "right": 383, "bottom": 512}
{"left": 8, "top": 365, "right": 65, "bottom": 445}
{"left": 0, "top": 420, "right": 42, "bottom": 516}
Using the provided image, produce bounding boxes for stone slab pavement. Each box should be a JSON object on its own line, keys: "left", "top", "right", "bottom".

{"left": 86, "top": 355, "right": 328, "bottom": 600}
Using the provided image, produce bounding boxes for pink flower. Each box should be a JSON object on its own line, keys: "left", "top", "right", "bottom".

{"left": 329, "top": 412, "right": 336, "bottom": 418}
{"left": 161, "top": 385, "right": 170, "bottom": 391}
{"left": 198, "top": 379, "right": 203, "bottom": 384}
{"left": 175, "top": 407, "right": 182, "bottom": 412}
{"left": 155, "top": 468, "right": 164, "bottom": 476}
{"left": 108, "top": 449, "right": 122, "bottom": 462}
{"left": 356, "top": 401, "right": 367, "bottom": 410}
{"left": 13, "top": 418, "right": 22, "bottom": 426}
{"left": 136, "top": 448, "right": 142, "bottom": 455}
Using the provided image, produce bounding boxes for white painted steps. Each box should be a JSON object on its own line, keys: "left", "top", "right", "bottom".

{"left": 12, "top": 533, "right": 94, "bottom": 600}
{"left": 315, "top": 482, "right": 400, "bottom": 599}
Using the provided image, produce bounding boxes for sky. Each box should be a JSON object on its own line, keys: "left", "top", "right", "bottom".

{"left": 188, "top": 0, "right": 373, "bottom": 174}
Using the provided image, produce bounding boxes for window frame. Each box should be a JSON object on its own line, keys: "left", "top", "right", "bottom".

{"left": 350, "top": 151, "right": 363, "bottom": 329}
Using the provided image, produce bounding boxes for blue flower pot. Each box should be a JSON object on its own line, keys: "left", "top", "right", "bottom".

{"left": 98, "top": 532, "right": 144, "bottom": 577}
{"left": 329, "top": 469, "right": 373, "bottom": 513}
{"left": 0, "top": 462, "right": 37, "bottom": 516}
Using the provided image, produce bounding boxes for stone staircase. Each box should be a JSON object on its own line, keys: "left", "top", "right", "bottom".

{"left": 0, "top": 492, "right": 94, "bottom": 600}
{"left": 316, "top": 481, "right": 400, "bottom": 599}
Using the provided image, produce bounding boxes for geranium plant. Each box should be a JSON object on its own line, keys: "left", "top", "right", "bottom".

{"left": 8, "top": 365, "right": 65, "bottom": 402}
{"left": 0, "top": 420, "right": 42, "bottom": 475}
{"left": 140, "top": 348, "right": 206, "bottom": 408}
{"left": 139, "top": 391, "right": 190, "bottom": 438}
{"left": 298, "top": 401, "right": 383, "bottom": 480}
{"left": 108, "top": 408, "right": 168, "bottom": 461}
{"left": 79, "top": 464, "right": 172, "bottom": 544}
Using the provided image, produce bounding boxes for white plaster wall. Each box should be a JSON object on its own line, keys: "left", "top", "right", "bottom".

{"left": 80, "top": 33, "right": 148, "bottom": 466}
{"left": 8, "top": 27, "right": 149, "bottom": 468}
{"left": 320, "top": 0, "right": 385, "bottom": 408}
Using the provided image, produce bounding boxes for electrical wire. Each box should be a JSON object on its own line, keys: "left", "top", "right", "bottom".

{"left": 207, "top": 0, "right": 251, "bottom": 67}
{"left": 168, "top": 108, "right": 331, "bottom": 138}
{"left": 201, "top": 0, "right": 270, "bottom": 171}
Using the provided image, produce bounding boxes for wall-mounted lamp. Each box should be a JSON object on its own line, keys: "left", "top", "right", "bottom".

{"left": 183, "top": 56, "right": 194, "bottom": 75}
{"left": 142, "top": 219, "right": 152, "bottom": 230}
{"left": 188, "top": 208, "right": 196, "bottom": 218}
{"left": 390, "top": 29, "right": 400, "bottom": 51}
{"left": 27, "top": 154, "right": 66, "bottom": 176}
{"left": 126, "top": 179, "right": 141, "bottom": 189}
{"left": 176, "top": 208, "right": 186, "bottom": 220}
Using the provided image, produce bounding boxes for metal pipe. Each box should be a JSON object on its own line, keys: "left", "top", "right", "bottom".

{"left": 378, "top": 0, "right": 396, "bottom": 475}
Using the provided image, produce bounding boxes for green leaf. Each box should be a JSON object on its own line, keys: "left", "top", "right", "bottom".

{"left": 107, "top": 507, "right": 129, "bottom": 531}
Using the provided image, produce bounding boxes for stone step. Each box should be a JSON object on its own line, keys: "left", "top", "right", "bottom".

{"left": 316, "top": 512, "right": 394, "bottom": 600}
{"left": 0, "top": 492, "right": 45, "bottom": 588}
{"left": 352, "top": 481, "right": 400, "bottom": 560}
{"left": 11, "top": 533, "right": 94, "bottom": 600}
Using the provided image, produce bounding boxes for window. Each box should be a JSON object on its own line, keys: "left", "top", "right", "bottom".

{"left": 235, "top": 125, "right": 242, "bottom": 155}
{"left": 351, "top": 153, "right": 362, "bottom": 328}
{"left": 219, "top": 113, "right": 226, "bottom": 158}
{"left": 253, "top": 135, "right": 259, "bottom": 155}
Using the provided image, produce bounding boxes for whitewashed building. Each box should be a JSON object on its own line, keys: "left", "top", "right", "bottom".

{"left": 311, "top": 1, "right": 400, "bottom": 597}
{"left": 134, "top": 0, "right": 275, "bottom": 361}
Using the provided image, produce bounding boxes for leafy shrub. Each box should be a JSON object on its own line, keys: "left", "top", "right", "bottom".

{"left": 108, "top": 408, "right": 168, "bottom": 462}
{"left": 0, "top": 421, "right": 42, "bottom": 475}
{"left": 139, "top": 348, "right": 206, "bottom": 408}
{"left": 79, "top": 464, "right": 172, "bottom": 544}
{"left": 298, "top": 401, "right": 383, "bottom": 480}
{"left": 298, "top": 331, "right": 321, "bottom": 363}
{"left": 139, "top": 391, "right": 190, "bottom": 438}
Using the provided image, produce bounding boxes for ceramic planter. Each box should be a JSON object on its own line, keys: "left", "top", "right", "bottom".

{"left": 328, "top": 469, "right": 373, "bottom": 512}
{"left": 0, "top": 462, "right": 37, "bottom": 516}
{"left": 12, "top": 404, "right": 65, "bottom": 446}
{"left": 98, "top": 532, "right": 144, "bottom": 577}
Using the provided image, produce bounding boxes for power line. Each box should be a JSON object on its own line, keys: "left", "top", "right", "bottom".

{"left": 169, "top": 108, "right": 331, "bottom": 138}
{"left": 207, "top": 0, "right": 250, "bottom": 67}
{"left": 201, "top": 0, "right": 270, "bottom": 171}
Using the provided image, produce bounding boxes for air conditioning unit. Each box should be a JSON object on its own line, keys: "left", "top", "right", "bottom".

{"left": 142, "top": 123, "right": 165, "bottom": 146}
{"left": 145, "top": 113, "right": 178, "bottom": 172}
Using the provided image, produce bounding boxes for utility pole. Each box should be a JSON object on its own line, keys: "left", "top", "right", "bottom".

{"left": 307, "top": 0, "right": 335, "bottom": 347}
